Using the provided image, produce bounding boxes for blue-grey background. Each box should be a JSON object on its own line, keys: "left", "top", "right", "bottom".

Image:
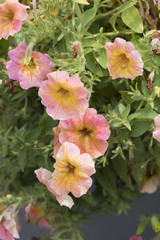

{"left": 19, "top": 190, "right": 160, "bottom": 240}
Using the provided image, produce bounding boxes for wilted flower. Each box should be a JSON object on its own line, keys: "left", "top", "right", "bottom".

{"left": 35, "top": 168, "right": 74, "bottom": 209}
{"left": 38, "top": 71, "right": 89, "bottom": 120}
{"left": 129, "top": 236, "right": 142, "bottom": 240}
{"left": 25, "top": 202, "right": 52, "bottom": 229}
{"left": 0, "top": 0, "right": 29, "bottom": 40}
{"left": 105, "top": 38, "right": 143, "bottom": 80}
{"left": 140, "top": 174, "right": 160, "bottom": 194}
{"left": 153, "top": 114, "right": 160, "bottom": 142}
{"left": 0, "top": 204, "right": 19, "bottom": 240}
{"left": 57, "top": 108, "right": 110, "bottom": 158}
{"left": 6, "top": 43, "right": 54, "bottom": 90}
{"left": 52, "top": 142, "right": 96, "bottom": 198}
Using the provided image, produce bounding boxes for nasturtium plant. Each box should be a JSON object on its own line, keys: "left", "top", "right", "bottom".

{"left": 1, "top": 0, "right": 160, "bottom": 239}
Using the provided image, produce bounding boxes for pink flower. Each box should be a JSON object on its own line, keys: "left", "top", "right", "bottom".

{"left": 57, "top": 108, "right": 110, "bottom": 158}
{"left": 52, "top": 142, "right": 96, "bottom": 198}
{"left": 140, "top": 175, "right": 160, "bottom": 194}
{"left": 0, "top": 0, "right": 29, "bottom": 40}
{"left": 129, "top": 236, "right": 142, "bottom": 240}
{"left": 153, "top": 114, "right": 160, "bottom": 142}
{"left": 105, "top": 38, "right": 143, "bottom": 80}
{"left": 26, "top": 202, "right": 52, "bottom": 230}
{"left": 0, "top": 205, "right": 19, "bottom": 240}
{"left": 53, "top": 125, "right": 62, "bottom": 159}
{"left": 35, "top": 168, "right": 74, "bottom": 209}
{"left": 38, "top": 71, "right": 89, "bottom": 120}
{"left": 6, "top": 43, "right": 54, "bottom": 90}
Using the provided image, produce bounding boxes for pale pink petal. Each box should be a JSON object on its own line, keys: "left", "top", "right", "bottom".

{"left": 70, "top": 176, "right": 93, "bottom": 198}
{"left": 56, "top": 195, "right": 74, "bottom": 209}
{"left": 55, "top": 142, "right": 80, "bottom": 163}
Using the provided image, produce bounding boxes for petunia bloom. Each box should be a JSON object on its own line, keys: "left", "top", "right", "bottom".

{"left": 105, "top": 38, "right": 143, "bottom": 80}
{"left": 0, "top": 204, "right": 19, "bottom": 240}
{"left": 6, "top": 43, "right": 54, "bottom": 90}
{"left": 52, "top": 142, "right": 96, "bottom": 198}
{"left": 57, "top": 108, "right": 110, "bottom": 158}
{"left": 35, "top": 168, "right": 74, "bottom": 209}
{"left": 153, "top": 114, "right": 160, "bottom": 142}
{"left": 25, "top": 202, "right": 52, "bottom": 230}
{"left": 0, "top": 0, "right": 29, "bottom": 40}
{"left": 38, "top": 71, "right": 89, "bottom": 120}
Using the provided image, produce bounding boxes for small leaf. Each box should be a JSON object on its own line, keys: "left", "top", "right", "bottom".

{"left": 73, "top": 0, "right": 89, "bottom": 5}
{"left": 121, "top": 105, "right": 131, "bottom": 118}
{"left": 82, "top": 7, "right": 97, "bottom": 26}
{"left": 122, "top": 6, "right": 143, "bottom": 33}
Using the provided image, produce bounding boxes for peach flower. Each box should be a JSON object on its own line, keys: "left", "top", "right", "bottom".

{"left": 0, "top": 204, "right": 19, "bottom": 240}
{"left": 52, "top": 142, "right": 96, "bottom": 198}
{"left": 35, "top": 168, "right": 74, "bottom": 209}
{"left": 6, "top": 43, "right": 54, "bottom": 90}
{"left": 26, "top": 202, "right": 52, "bottom": 230}
{"left": 57, "top": 108, "right": 110, "bottom": 158}
{"left": 105, "top": 38, "right": 143, "bottom": 80}
{"left": 38, "top": 71, "right": 89, "bottom": 120}
{"left": 153, "top": 114, "right": 160, "bottom": 142}
{"left": 0, "top": 0, "right": 29, "bottom": 40}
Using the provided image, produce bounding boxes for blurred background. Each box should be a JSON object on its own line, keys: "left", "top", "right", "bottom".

{"left": 19, "top": 190, "right": 160, "bottom": 240}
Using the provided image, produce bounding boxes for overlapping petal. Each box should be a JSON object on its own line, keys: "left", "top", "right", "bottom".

{"left": 57, "top": 108, "right": 110, "bottom": 158}
{"left": 52, "top": 142, "right": 96, "bottom": 198}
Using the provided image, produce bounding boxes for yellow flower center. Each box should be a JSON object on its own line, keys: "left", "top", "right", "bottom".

{"left": 23, "top": 57, "right": 37, "bottom": 71}
{"left": 120, "top": 53, "right": 130, "bottom": 68}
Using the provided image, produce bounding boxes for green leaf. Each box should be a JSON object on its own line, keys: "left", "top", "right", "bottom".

{"left": 120, "top": 91, "right": 134, "bottom": 104}
{"left": 136, "top": 105, "right": 158, "bottom": 120}
{"left": 0, "top": 39, "right": 9, "bottom": 56}
{"left": 25, "top": 127, "right": 42, "bottom": 143}
{"left": 109, "top": 0, "right": 137, "bottom": 31}
{"left": 121, "top": 105, "right": 131, "bottom": 118}
{"left": 131, "top": 120, "right": 152, "bottom": 137}
{"left": 18, "top": 148, "right": 27, "bottom": 172}
{"left": 95, "top": 48, "right": 107, "bottom": 69}
{"left": 122, "top": 6, "right": 143, "bottom": 33}
{"left": 112, "top": 156, "right": 133, "bottom": 189}
{"left": 82, "top": 7, "right": 97, "bottom": 27}
{"left": 73, "top": 0, "right": 89, "bottom": 5}
{"left": 86, "top": 52, "right": 103, "bottom": 77}
{"left": 39, "top": 112, "right": 58, "bottom": 135}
